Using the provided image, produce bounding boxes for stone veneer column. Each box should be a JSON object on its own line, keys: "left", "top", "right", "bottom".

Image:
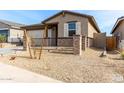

{"left": 73, "top": 35, "right": 82, "bottom": 55}
{"left": 23, "top": 36, "right": 26, "bottom": 50}
{"left": 82, "top": 36, "right": 86, "bottom": 50}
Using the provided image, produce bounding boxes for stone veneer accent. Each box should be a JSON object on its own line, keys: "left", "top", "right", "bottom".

{"left": 73, "top": 35, "right": 81, "bottom": 55}
{"left": 23, "top": 36, "right": 26, "bottom": 50}
{"left": 57, "top": 37, "right": 73, "bottom": 47}
{"left": 24, "top": 35, "right": 87, "bottom": 55}
{"left": 73, "top": 35, "right": 86, "bottom": 55}
{"left": 82, "top": 36, "right": 86, "bottom": 50}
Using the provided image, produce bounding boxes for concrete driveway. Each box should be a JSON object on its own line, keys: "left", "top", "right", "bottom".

{"left": 0, "top": 63, "right": 61, "bottom": 83}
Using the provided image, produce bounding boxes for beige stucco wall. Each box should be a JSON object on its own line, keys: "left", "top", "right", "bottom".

{"left": 27, "top": 30, "right": 44, "bottom": 38}
{"left": 113, "top": 21, "right": 124, "bottom": 40}
{"left": 87, "top": 38, "right": 93, "bottom": 47}
{"left": 93, "top": 33, "right": 106, "bottom": 49}
{"left": 88, "top": 20, "right": 98, "bottom": 38}
{"left": 113, "top": 21, "right": 124, "bottom": 49}
{"left": 44, "top": 13, "right": 88, "bottom": 37}
{"left": 8, "top": 28, "right": 24, "bottom": 42}
{"left": 85, "top": 21, "right": 99, "bottom": 47}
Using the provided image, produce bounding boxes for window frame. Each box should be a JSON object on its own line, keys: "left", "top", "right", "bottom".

{"left": 67, "top": 21, "right": 76, "bottom": 36}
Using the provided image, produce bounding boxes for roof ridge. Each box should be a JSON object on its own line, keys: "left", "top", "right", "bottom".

{"left": 42, "top": 10, "right": 100, "bottom": 33}
{"left": 0, "top": 19, "right": 25, "bottom": 27}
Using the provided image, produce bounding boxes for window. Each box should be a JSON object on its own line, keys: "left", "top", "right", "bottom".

{"left": 68, "top": 22, "right": 76, "bottom": 36}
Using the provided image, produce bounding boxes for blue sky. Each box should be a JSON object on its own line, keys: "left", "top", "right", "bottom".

{"left": 0, "top": 10, "right": 124, "bottom": 35}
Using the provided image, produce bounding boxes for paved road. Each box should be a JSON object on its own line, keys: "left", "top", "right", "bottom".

{"left": 0, "top": 63, "right": 61, "bottom": 83}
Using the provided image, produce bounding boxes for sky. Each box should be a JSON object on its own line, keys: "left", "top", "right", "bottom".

{"left": 0, "top": 10, "right": 124, "bottom": 36}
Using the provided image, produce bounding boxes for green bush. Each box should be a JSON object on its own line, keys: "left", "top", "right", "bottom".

{"left": 0, "top": 35, "right": 6, "bottom": 43}
{"left": 121, "top": 52, "right": 124, "bottom": 59}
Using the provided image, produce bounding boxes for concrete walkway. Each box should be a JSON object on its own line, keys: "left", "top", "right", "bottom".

{"left": 0, "top": 63, "right": 61, "bottom": 83}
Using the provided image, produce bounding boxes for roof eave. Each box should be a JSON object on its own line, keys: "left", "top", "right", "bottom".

{"left": 42, "top": 11, "right": 62, "bottom": 23}
{"left": 111, "top": 17, "right": 124, "bottom": 34}
{"left": 111, "top": 20, "right": 118, "bottom": 34}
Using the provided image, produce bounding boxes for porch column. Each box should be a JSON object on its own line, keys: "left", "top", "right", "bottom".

{"left": 44, "top": 25, "right": 48, "bottom": 46}
{"left": 23, "top": 30, "right": 28, "bottom": 50}
{"left": 24, "top": 29, "right": 33, "bottom": 58}
{"left": 44, "top": 25, "right": 48, "bottom": 38}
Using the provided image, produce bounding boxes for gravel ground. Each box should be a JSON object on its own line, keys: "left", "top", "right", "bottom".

{"left": 0, "top": 47, "right": 124, "bottom": 83}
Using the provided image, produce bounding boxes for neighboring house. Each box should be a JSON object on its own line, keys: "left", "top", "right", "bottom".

{"left": 0, "top": 19, "right": 24, "bottom": 43}
{"left": 22, "top": 10, "right": 100, "bottom": 48}
{"left": 111, "top": 16, "right": 124, "bottom": 50}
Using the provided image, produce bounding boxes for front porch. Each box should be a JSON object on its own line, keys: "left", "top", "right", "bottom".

{"left": 23, "top": 23, "right": 74, "bottom": 47}
{"left": 22, "top": 23, "right": 87, "bottom": 57}
{"left": 44, "top": 23, "right": 58, "bottom": 46}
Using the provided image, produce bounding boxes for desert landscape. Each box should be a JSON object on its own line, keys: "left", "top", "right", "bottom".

{"left": 0, "top": 47, "right": 124, "bottom": 83}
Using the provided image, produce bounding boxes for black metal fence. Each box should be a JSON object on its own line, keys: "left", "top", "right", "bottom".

{"left": 30, "top": 37, "right": 73, "bottom": 47}
{"left": 31, "top": 38, "right": 57, "bottom": 47}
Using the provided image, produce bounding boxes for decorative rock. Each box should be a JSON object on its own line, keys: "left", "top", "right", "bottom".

{"left": 112, "top": 73, "right": 123, "bottom": 82}
{"left": 99, "top": 47, "right": 107, "bottom": 57}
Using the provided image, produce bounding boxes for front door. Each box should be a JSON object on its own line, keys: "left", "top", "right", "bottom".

{"left": 48, "top": 29, "right": 56, "bottom": 46}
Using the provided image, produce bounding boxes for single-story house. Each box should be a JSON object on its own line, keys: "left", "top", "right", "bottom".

{"left": 22, "top": 10, "right": 101, "bottom": 48}
{"left": 111, "top": 16, "right": 124, "bottom": 50}
{"left": 0, "top": 19, "right": 24, "bottom": 43}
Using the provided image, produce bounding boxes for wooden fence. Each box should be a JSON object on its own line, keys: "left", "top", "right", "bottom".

{"left": 106, "top": 36, "right": 116, "bottom": 50}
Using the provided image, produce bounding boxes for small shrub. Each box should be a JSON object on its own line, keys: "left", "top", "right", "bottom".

{"left": 0, "top": 35, "right": 6, "bottom": 43}
{"left": 121, "top": 52, "right": 124, "bottom": 59}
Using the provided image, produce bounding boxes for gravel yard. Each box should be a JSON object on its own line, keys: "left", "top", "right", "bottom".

{"left": 0, "top": 47, "right": 124, "bottom": 83}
